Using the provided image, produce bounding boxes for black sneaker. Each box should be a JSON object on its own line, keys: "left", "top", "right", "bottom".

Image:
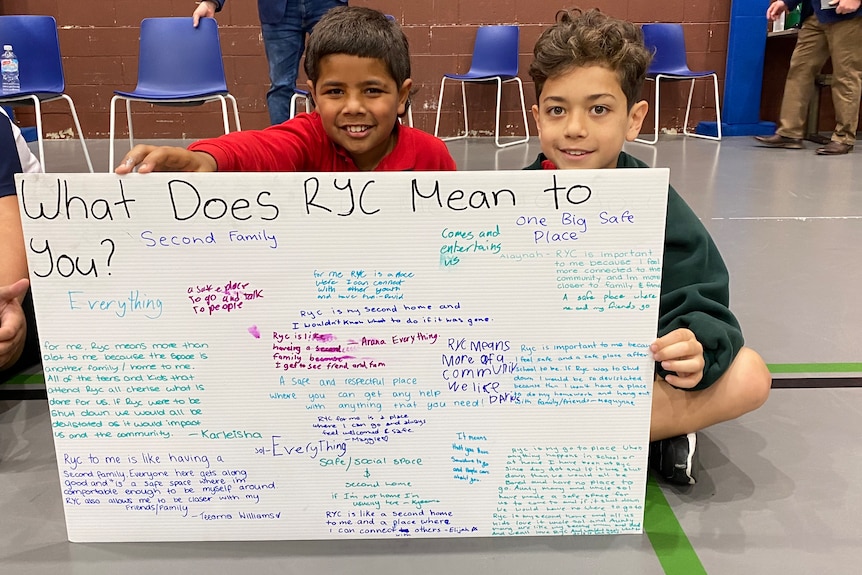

{"left": 649, "top": 433, "right": 697, "bottom": 485}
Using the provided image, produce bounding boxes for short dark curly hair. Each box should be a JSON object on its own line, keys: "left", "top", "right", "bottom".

{"left": 304, "top": 6, "right": 411, "bottom": 89}
{"left": 529, "top": 8, "right": 652, "bottom": 110}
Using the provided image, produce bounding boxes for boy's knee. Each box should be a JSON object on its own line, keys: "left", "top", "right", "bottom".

{"left": 735, "top": 347, "right": 772, "bottom": 412}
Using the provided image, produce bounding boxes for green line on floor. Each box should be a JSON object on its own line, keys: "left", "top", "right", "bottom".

{"left": 768, "top": 362, "right": 862, "bottom": 374}
{"left": 644, "top": 474, "right": 706, "bottom": 575}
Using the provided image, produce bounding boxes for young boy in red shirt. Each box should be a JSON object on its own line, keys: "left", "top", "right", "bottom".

{"left": 526, "top": 9, "right": 772, "bottom": 485}
{"left": 116, "top": 6, "right": 455, "bottom": 174}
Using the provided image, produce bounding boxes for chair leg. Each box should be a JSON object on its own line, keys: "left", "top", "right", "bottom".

{"left": 682, "top": 79, "right": 695, "bottom": 138}
{"left": 683, "top": 74, "right": 722, "bottom": 141}
{"left": 226, "top": 94, "right": 241, "bottom": 131}
{"left": 109, "top": 95, "right": 120, "bottom": 172}
{"left": 435, "top": 77, "right": 468, "bottom": 142}
{"left": 516, "top": 78, "right": 530, "bottom": 142}
{"left": 216, "top": 95, "right": 230, "bottom": 135}
{"left": 433, "top": 76, "right": 446, "bottom": 138}
{"left": 60, "top": 94, "right": 94, "bottom": 173}
{"left": 125, "top": 99, "right": 135, "bottom": 153}
{"left": 17, "top": 93, "right": 93, "bottom": 172}
{"left": 712, "top": 74, "right": 722, "bottom": 140}
{"left": 438, "top": 76, "right": 530, "bottom": 145}
{"left": 289, "top": 93, "right": 299, "bottom": 119}
{"left": 495, "top": 77, "right": 530, "bottom": 148}
{"left": 23, "top": 95, "right": 46, "bottom": 173}
{"left": 460, "top": 81, "right": 469, "bottom": 138}
{"left": 635, "top": 77, "right": 660, "bottom": 145}
{"left": 289, "top": 92, "right": 310, "bottom": 119}
{"left": 493, "top": 77, "right": 503, "bottom": 147}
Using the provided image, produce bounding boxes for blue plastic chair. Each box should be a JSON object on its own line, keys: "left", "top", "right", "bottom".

{"left": 635, "top": 23, "right": 722, "bottom": 144}
{"left": 108, "top": 17, "right": 241, "bottom": 170}
{"left": 433, "top": 25, "right": 529, "bottom": 148}
{"left": 0, "top": 15, "right": 93, "bottom": 172}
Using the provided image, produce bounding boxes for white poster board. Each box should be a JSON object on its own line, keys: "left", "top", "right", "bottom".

{"left": 16, "top": 169, "right": 668, "bottom": 542}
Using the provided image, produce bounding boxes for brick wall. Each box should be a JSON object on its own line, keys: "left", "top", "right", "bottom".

{"left": 2, "top": 0, "right": 734, "bottom": 139}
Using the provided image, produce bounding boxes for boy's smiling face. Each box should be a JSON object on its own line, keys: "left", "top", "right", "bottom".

{"left": 531, "top": 65, "right": 647, "bottom": 170}
{"left": 309, "top": 54, "right": 411, "bottom": 171}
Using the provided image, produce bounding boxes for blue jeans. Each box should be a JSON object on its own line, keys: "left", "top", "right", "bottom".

{"left": 260, "top": 0, "right": 345, "bottom": 124}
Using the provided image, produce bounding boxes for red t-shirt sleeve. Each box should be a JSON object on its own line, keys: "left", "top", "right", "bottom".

{"left": 188, "top": 114, "right": 323, "bottom": 171}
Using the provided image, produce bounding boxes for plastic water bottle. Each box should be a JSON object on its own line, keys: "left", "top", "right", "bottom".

{"left": 1, "top": 45, "right": 20, "bottom": 95}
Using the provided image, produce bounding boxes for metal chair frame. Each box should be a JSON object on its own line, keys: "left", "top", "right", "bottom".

{"left": 433, "top": 26, "right": 529, "bottom": 148}
{"left": 108, "top": 17, "right": 240, "bottom": 170}
{"left": 635, "top": 23, "right": 721, "bottom": 145}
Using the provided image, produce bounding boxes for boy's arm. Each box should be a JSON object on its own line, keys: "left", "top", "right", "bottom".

{"left": 117, "top": 116, "right": 316, "bottom": 173}
{"left": 187, "top": 117, "right": 315, "bottom": 172}
{"left": 657, "top": 189, "right": 744, "bottom": 390}
{"left": 115, "top": 146, "right": 218, "bottom": 174}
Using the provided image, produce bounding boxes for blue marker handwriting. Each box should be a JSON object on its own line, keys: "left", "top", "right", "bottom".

{"left": 67, "top": 290, "right": 163, "bottom": 319}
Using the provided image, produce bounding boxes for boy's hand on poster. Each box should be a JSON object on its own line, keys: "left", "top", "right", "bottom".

{"left": 115, "top": 146, "right": 218, "bottom": 174}
{"left": 651, "top": 328, "right": 705, "bottom": 389}
{"left": 0, "top": 278, "right": 30, "bottom": 369}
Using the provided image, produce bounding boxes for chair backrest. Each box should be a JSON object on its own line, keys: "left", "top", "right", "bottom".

{"left": 641, "top": 23, "right": 691, "bottom": 75}
{"left": 467, "top": 25, "right": 520, "bottom": 78}
{"left": 132, "top": 17, "right": 228, "bottom": 97}
{"left": 0, "top": 15, "right": 65, "bottom": 95}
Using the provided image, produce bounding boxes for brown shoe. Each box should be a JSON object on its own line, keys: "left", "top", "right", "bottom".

{"left": 816, "top": 141, "right": 854, "bottom": 155}
{"left": 754, "top": 134, "right": 804, "bottom": 149}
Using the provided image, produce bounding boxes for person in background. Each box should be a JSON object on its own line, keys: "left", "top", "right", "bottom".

{"left": 754, "top": 0, "right": 862, "bottom": 155}
{"left": 193, "top": 0, "right": 347, "bottom": 125}
{"left": 525, "top": 9, "right": 772, "bottom": 485}
{"left": 118, "top": 6, "right": 454, "bottom": 173}
{"left": 0, "top": 107, "right": 41, "bottom": 381}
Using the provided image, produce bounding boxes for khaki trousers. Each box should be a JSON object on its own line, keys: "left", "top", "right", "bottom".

{"left": 776, "top": 15, "right": 862, "bottom": 144}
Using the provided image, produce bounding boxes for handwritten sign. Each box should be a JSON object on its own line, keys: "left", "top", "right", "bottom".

{"left": 16, "top": 169, "right": 668, "bottom": 542}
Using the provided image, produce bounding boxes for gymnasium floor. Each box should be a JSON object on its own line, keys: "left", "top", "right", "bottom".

{"left": 1, "top": 135, "right": 860, "bottom": 574}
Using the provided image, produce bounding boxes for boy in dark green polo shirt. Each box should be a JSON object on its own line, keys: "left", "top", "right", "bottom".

{"left": 525, "top": 9, "right": 772, "bottom": 485}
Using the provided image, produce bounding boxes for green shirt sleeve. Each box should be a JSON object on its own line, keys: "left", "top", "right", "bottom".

{"left": 658, "top": 185, "right": 743, "bottom": 390}
{"left": 617, "top": 151, "right": 743, "bottom": 390}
